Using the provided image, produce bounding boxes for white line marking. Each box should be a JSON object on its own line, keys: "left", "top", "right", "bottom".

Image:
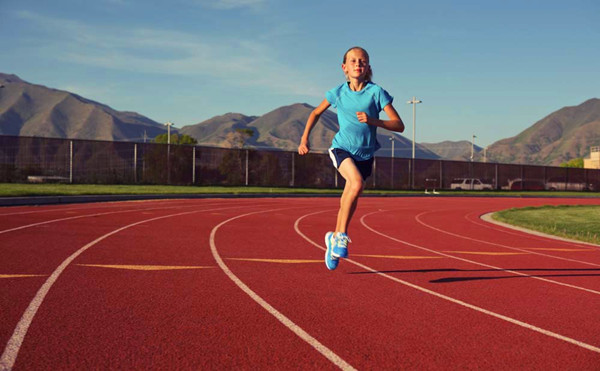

{"left": 209, "top": 209, "right": 357, "bottom": 371}
{"left": 478, "top": 212, "right": 600, "bottom": 249}
{"left": 415, "top": 210, "right": 600, "bottom": 268}
{"left": 376, "top": 210, "right": 600, "bottom": 295}
{"left": 0, "top": 205, "right": 238, "bottom": 371}
{"left": 0, "top": 199, "right": 193, "bottom": 217}
{"left": 0, "top": 202, "right": 211, "bottom": 235}
{"left": 293, "top": 210, "right": 600, "bottom": 355}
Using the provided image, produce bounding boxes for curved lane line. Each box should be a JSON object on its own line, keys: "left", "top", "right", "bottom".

{"left": 209, "top": 208, "right": 357, "bottom": 371}
{"left": 0, "top": 205, "right": 238, "bottom": 371}
{"left": 415, "top": 210, "right": 600, "bottom": 268}
{"left": 293, "top": 210, "right": 600, "bottom": 355}
{"left": 369, "top": 210, "right": 600, "bottom": 295}
{"left": 476, "top": 212, "right": 600, "bottom": 250}
{"left": 0, "top": 202, "right": 219, "bottom": 235}
{"left": 0, "top": 200, "right": 186, "bottom": 217}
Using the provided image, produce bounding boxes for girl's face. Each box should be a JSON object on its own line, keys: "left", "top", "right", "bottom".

{"left": 342, "top": 49, "right": 370, "bottom": 81}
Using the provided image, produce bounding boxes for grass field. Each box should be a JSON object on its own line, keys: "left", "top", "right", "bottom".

{"left": 1, "top": 183, "right": 600, "bottom": 198}
{"left": 493, "top": 205, "right": 600, "bottom": 245}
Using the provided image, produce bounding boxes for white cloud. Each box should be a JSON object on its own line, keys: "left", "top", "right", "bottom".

{"left": 14, "top": 10, "right": 323, "bottom": 98}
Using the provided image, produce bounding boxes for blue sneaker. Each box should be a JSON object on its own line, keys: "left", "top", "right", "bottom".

{"left": 333, "top": 233, "right": 350, "bottom": 258}
{"left": 324, "top": 231, "right": 339, "bottom": 270}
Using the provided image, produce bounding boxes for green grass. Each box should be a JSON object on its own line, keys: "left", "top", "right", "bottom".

{"left": 0, "top": 183, "right": 344, "bottom": 197}
{"left": 493, "top": 205, "right": 600, "bottom": 245}
{"left": 1, "top": 183, "right": 599, "bottom": 198}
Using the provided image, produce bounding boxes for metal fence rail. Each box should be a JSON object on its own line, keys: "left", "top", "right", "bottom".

{"left": 1, "top": 135, "right": 599, "bottom": 192}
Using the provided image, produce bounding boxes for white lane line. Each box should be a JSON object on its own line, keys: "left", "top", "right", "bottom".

{"left": 209, "top": 209, "right": 357, "bottom": 371}
{"left": 477, "top": 212, "right": 600, "bottom": 250}
{"left": 0, "top": 199, "right": 204, "bottom": 217}
{"left": 372, "top": 210, "right": 600, "bottom": 295}
{"left": 0, "top": 202, "right": 215, "bottom": 235}
{"left": 293, "top": 210, "right": 600, "bottom": 355}
{"left": 415, "top": 210, "right": 600, "bottom": 268}
{"left": 0, "top": 205, "right": 239, "bottom": 371}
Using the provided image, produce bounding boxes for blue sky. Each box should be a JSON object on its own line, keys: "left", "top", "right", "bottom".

{"left": 1, "top": 0, "right": 598, "bottom": 147}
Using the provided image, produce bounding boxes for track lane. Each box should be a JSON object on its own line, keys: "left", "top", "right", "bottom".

{"left": 1, "top": 199, "right": 277, "bottom": 369}
{"left": 217, "top": 199, "right": 600, "bottom": 368}
{"left": 352, "top": 200, "right": 600, "bottom": 354}
{"left": 2, "top": 197, "right": 600, "bottom": 369}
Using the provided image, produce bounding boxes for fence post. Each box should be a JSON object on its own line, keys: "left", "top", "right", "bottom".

{"left": 192, "top": 146, "right": 196, "bottom": 184}
{"left": 390, "top": 156, "right": 394, "bottom": 189}
{"left": 69, "top": 140, "right": 73, "bottom": 184}
{"left": 495, "top": 163, "right": 499, "bottom": 190}
{"left": 133, "top": 143, "right": 137, "bottom": 183}
{"left": 410, "top": 159, "right": 414, "bottom": 189}
{"left": 291, "top": 152, "right": 295, "bottom": 187}
{"left": 335, "top": 168, "right": 338, "bottom": 188}
{"left": 373, "top": 157, "right": 377, "bottom": 188}
{"left": 520, "top": 165, "right": 524, "bottom": 190}
{"left": 439, "top": 160, "right": 443, "bottom": 189}
{"left": 167, "top": 144, "right": 171, "bottom": 185}
{"left": 245, "top": 149, "right": 249, "bottom": 186}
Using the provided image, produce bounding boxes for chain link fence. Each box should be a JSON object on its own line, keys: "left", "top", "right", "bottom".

{"left": 1, "top": 135, "right": 599, "bottom": 192}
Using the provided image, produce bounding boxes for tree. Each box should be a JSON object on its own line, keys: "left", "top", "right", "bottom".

{"left": 559, "top": 158, "right": 583, "bottom": 168}
{"left": 153, "top": 133, "right": 198, "bottom": 145}
{"left": 225, "top": 128, "right": 255, "bottom": 148}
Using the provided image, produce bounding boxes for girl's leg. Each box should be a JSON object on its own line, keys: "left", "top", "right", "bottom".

{"left": 335, "top": 158, "right": 365, "bottom": 234}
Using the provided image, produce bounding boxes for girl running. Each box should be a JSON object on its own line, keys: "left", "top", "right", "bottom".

{"left": 298, "top": 46, "right": 405, "bottom": 270}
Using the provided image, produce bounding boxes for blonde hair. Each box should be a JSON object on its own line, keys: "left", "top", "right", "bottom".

{"left": 342, "top": 46, "right": 372, "bottom": 82}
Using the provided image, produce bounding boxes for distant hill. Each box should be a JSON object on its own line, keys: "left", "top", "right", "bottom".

{"left": 486, "top": 98, "right": 600, "bottom": 166}
{"left": 420, "top": 140, "right": 484, "bottom": 161}
{"left": 3, "top": 72, "right": 598, "bottom": 165}
{"left": 180, "top": 103, "right": 439, "bottom": 159}
{"left": 179, "top": 112, "right": 257, "bottom": 147}
{"left": 0, "top": 73, "right": 166, "bottom": 141}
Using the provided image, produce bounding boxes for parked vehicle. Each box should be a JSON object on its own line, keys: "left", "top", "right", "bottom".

{"left": 450, "top": 178, "right": 493, "bottom": 191}
{"left": 545, "top": 178, "right": 595, "bottom": 191}
{"left": 503, "top": 178, "right": 545, "bottom": 191}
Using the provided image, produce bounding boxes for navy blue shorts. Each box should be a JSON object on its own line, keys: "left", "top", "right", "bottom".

{"left": 328, "top": 148, "right": 374, "bottom": 181}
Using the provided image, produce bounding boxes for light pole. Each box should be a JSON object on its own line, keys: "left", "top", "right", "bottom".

{"left": 406, "top": 96, "right": 422, "bottom": 159}
{"left": 165, "top": 122, "right": 174, "bottom": 144}
{"left": 471, "top": 134, "right": 477, "bottom": 162}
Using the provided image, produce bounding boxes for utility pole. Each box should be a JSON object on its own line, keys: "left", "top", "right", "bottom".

{"left": 406, "top": 97, "right": 422, "bottom": 159}
{"left": 471, "top": 134, "right": 477, "bottom": 162}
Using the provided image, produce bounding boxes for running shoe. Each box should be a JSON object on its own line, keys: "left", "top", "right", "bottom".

{"left": 332, "top": 233, "right": 350, "bottom": 258}
{"left": 324, "top": 231, "right": 339, "bottom": 270}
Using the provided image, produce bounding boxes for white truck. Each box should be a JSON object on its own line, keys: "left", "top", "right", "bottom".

{"left": 450, "top": 178, "right": 493, "bottom": 191}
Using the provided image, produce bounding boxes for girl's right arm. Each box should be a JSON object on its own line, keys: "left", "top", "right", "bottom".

{"left": 298, "top": 99, "right": 331, "bottom": 155}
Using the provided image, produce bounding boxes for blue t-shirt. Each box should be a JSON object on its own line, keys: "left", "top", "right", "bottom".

{"left": 326, "top": 81, "right": 393, "bottom": 160}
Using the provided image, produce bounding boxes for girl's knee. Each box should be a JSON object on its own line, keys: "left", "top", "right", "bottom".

{"left": 347, "top": 178, "right": 364, "bottom": 196}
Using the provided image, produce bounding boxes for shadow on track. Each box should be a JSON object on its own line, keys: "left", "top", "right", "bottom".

{"left": 349, "top": 267, "right": 600, "bottom": 283}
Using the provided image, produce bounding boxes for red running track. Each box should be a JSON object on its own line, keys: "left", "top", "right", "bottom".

{"left": 1, "top": 196, "right": 600, "bottom": 370}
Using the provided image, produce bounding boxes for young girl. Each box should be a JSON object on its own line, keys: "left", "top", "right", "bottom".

{"left": 298, "top": 46, "right": 405, "bottom": 270}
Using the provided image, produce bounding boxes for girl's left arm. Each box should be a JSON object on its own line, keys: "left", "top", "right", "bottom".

{"left": 357, "top": 103, "right": 405, "bottom": 133}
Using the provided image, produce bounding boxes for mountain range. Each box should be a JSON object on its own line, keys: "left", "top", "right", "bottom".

{"left": 1, "top": 72, "right": 598, "bottom": 166}
{"left": 486, "top": 98, "right": 600, "bottom": 165}
{"left": 0, "top": 73, "right": 165, "bottom": 141}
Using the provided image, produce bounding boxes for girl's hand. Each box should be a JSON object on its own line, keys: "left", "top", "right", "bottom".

{"left": 356, "top": 112, "right": 370, "bottom": 124}
{"left": 298, "top": 140, "right": 310, "bottom": 155}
